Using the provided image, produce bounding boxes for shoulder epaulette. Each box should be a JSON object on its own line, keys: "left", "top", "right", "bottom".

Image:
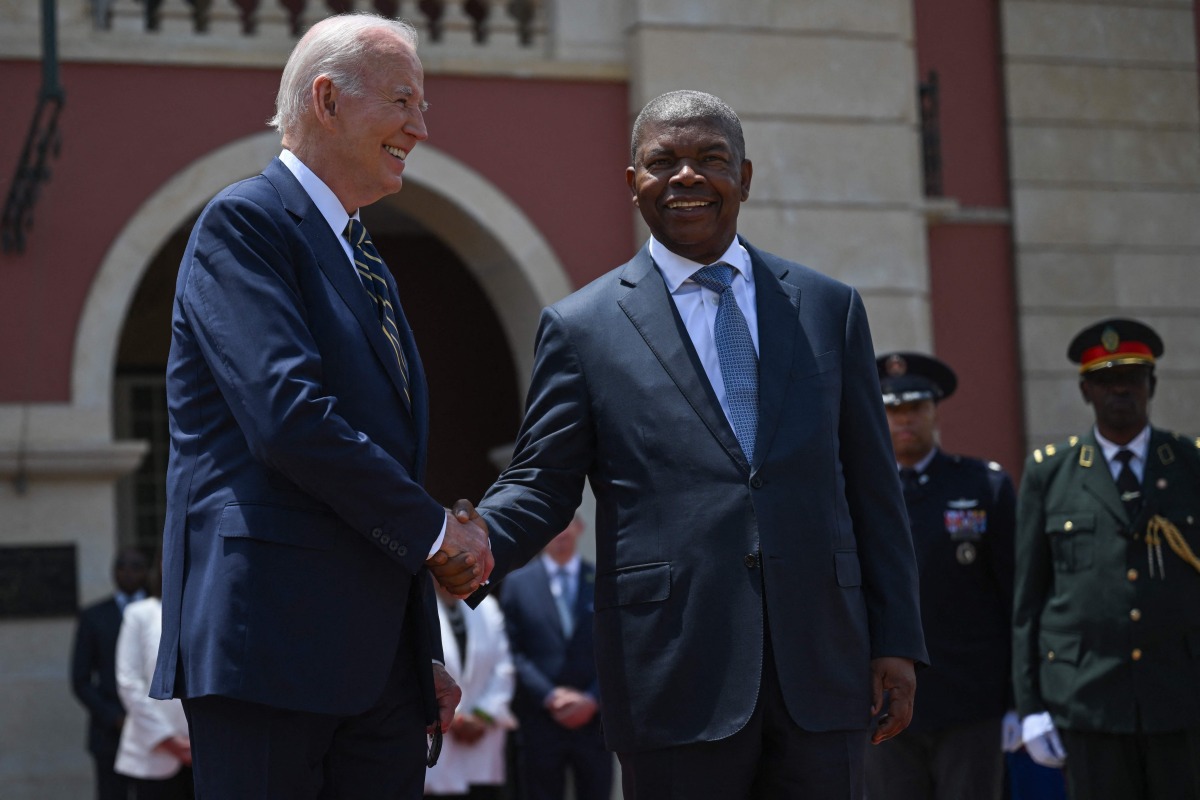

{"left": 1032, "top": 437, "right": 1077, "bottom": 464}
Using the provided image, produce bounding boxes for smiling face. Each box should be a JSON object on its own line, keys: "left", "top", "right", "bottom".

{"left": 309, "top": 31, "right": 428, "bottom": 212}
{"left": 1080, "top": 364, "right": 1156, "bottom": 443}
{"left": 626, "top": 117, "right": 752, "bottom": 265}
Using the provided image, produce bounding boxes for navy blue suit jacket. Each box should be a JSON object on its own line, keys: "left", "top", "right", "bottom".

{"left": 499, "top": 559, "right": 601, "bottom": 725}
{"left": 151, "top": 158, "right": 445, "bottom": 718}
{"left": 475, "top": 241, "right": 927, "bottom": 751}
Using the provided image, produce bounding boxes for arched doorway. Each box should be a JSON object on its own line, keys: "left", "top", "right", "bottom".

{"left": 77, "top": 132, "right": 572, "bottom": 550}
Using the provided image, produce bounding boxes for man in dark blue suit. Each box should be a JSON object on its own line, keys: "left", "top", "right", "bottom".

{"left": 150, "top": 13, "right": 491, "bottom": 799}
{"left": 458, "top": 90, "right": 927, "bottom": 799}
{"left": 71, "top": 546, "right": 148, "bottom": 800}
{"left": 499, "top": 515, "right": 612, "bottom": 800}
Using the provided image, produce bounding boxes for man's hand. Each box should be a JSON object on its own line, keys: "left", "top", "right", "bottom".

{"left": 432, "top": 662, "right": 462, "bottom": 734}
{"left": 869, "top": 656, "right": 916, "bottom": 744}
{"left": 427, "top": 501, "right": 492, "bottom": 597}
{"left": 449, "top": 712, "right": 488, "bottom": 745}
{"left": 546, "top": 687, "right": 599, "bottom": 729}
{"left": 1022, "top": 711, "right": 1067, "bottom": 768}
{"left": 156, "top": 735, "right": 192, "bottom": 766}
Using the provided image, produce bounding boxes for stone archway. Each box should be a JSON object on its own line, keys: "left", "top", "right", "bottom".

{"left": 72, "top": 131, "right": 571, "bottom": 424}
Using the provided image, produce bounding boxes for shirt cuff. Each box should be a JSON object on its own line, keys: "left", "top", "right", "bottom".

{"left": 427, "top": 514, "right": 447, "bottom": 559}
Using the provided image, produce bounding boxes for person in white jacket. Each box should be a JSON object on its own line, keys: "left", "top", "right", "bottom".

{"left": 426, "top": 583, "right": 516, "bottom": 799}
{"left": 115, "top": 593, "right": 192, "bottom": 799}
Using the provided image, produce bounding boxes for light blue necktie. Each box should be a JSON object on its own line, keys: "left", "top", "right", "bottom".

{"left": 691, "top": 262, "right": 759, "bottom": 463}
{"left": 552, "top": 566, "right": 575, "bottom": 638}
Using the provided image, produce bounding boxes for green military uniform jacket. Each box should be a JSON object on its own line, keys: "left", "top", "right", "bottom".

{"left": 1013, "top": 427, "right": 1200, "bottom": 733}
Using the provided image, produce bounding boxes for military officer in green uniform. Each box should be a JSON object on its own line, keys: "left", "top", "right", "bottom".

{"left": 1013, "top": 318, "right": 1200, "bottom": 799}
{"left": 866, "top": 352, "right": 1018, "bottom": 800}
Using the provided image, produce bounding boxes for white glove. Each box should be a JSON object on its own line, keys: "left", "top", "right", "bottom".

{"left": 1001, "top": 710, "right": 1022, "bottom": 752}
{"left": 1022, "top": 712, "right": 1067, "bottom": 768}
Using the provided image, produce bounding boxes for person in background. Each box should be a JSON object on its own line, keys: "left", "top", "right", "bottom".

{"left": 70, "top": 545, "right": 148, "bottom": 800}
{"left": 115, "top": 553, "right": 192, "bottom": 799}
{"left": 425, "top": 582, "right": 515, "bottom": 800}
{"left": 1013, "top": 318, "right": 1200, "bottom": 799}
{"left": 865, "top": 352, "right": 1017, "bottom": 800}
{"left": 500, "top": 515, "right": 612, "bottom": 800}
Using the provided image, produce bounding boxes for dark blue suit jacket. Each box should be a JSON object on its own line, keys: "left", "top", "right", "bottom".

{"left": 475, "top": 241, "right": 928, "bottom": 751}
{"left": 71, "top": 597, "right": 124, "bottom": 759}
{"left": 499, "top": 558, "right": 601, "bottom": 725}
{"left": 902, "top": 450, "right": 1015, "bottom": 732}
{"left": 151, "top": 158, "right": 445, "bottom": 718}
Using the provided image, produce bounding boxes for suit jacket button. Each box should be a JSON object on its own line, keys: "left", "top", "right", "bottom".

{"left": 388, "top": 540, "right": 399, "bottom": 552}
{"left": 396, "top": 545, "right": 407, "bottom": 556}
{"left": 744, "top": 553, "right": 758, "bottom": 568}
{"left": 1127, "top": 568, "right": 1139, "bottom": 582}
{"left": 372, "top": 528, "right": 383, "bottom": 538}
{"left": 1130, "top": 608, "right": 1142, "bottom": 622}
{"left": 380, "top": 534, "right": 391, "bottom": 545}
{"left": 750, "top": 476, "right": 763, "bottom": 489}
{"left": 1132, "top": 648, "right": 1143, "bottom": 661}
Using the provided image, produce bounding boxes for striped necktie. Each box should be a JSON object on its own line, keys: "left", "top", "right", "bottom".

{"left": 345, "top": 219, "right": 411, "bottom": 406}
{"left": 690, "top": 262, "right": 759, "bottom": 463}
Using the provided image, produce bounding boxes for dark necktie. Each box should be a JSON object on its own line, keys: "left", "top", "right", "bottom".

{"left": 899, "top": 467, "right": 920, "bottom": 493}
{"left": 690, "top": 263, "right": 759, "bottom": 463}
{"left": 345, "top": 219, "right": 411, "bottom": 407}
{"left": 445, "top": 601, "right": 468, "bottom": 664}
{"left": 1114, "top": 449, "right": 1142, "bottom": 518}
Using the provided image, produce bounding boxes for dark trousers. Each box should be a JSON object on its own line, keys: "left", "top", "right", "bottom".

{"left": 181, "top": 642, "right": 427, "bottom": 799}
{"left": 93, "top": 752, "right": 130, "bottom": 800}
{"left": 864, "top": 715, "right": 1003, "bottom": 800}
{"left": 130, "top": 768, "right": 194, "bottom": 800}
{"left": 516, "top": 719, "right": 612, "bottom": 800}
{"left": 617, "top": 634, "right": 868, "bottom": 800}
{"left": 1059, "top": 727, "right": 1200, "bottom": 800}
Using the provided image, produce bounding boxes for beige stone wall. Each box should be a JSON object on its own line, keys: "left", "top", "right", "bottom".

{"left": 624, "top": 0, "right": 933, "bottom": 351}
{"left": 0, "top": 404, "right": 146, "bottom": 799}
{"left": 1003, "top": 0, "right": 1200, "bottom": 448}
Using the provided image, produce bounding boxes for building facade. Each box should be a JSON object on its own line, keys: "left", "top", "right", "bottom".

{"left": 0, "top": 0, "right": 1197, "bottom": 795}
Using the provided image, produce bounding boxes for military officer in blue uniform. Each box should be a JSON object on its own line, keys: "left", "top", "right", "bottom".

{"left": 866, "top": 352, "right": 1018, "bottom": 800}
{"left": 1013, "top": 318, "right": 1200, "bottom": 799}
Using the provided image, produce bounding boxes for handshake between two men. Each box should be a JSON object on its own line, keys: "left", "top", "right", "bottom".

{"left": 427, "top": 500, "right": 491, "bottom": 597}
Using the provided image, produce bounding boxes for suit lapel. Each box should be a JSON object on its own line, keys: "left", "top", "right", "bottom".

{"left": 745, "top": 242, "right": 800, "bottom": 470}
{"left": 264, "top": 159, "right": 414, "bottom": 413}
{"left": 616, "top": 246, "right": 748, "bottom": 471}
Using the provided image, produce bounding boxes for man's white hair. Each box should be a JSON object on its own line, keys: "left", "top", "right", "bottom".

{"left": 269, "top": 13, "right": 419, "bottom": 138}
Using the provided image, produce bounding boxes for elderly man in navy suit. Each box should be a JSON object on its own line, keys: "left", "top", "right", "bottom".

{"left": 455, "top": 90, "right": 927, "bottom": 799}
{"left": 150, "top": 13, "right": 492, "bottom": 799}
{"left": 500, "top": 515, "right": 612, "bottom": 800}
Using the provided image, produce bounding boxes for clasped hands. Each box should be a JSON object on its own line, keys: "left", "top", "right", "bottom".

{"left": 427, "top": 499, "right": 491, "bottom": 598}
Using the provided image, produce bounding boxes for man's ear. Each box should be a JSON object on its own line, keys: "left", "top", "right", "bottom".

{"left": 625, "top": 166, "right": 638, "bottom": 205}
{"left": 312, "top": 75, "right": 338, "bottom": 128}
{"left": 1148, "top": 372, "right": 1158, "bottom": 399}
{"left": 1079, "top": 378, "right": 1093, "bottom": 406}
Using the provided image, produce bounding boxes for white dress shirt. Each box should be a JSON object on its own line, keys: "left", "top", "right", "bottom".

{"left": 649, "top": 235, "right": 759, "bottom": 430}
{"left": 1095, "top": 424, "right": 1151, "bottom": 483}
